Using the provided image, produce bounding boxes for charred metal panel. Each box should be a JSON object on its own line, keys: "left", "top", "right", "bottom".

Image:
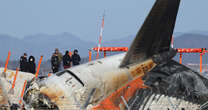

{"left": 127, "top": 89, "right": 200, "bottom": 110}
{"left": 143, "top": 60, "right": 208, "bottom": 104}
{"left": 126, "top": 60, "right": 208, "bottom": 110}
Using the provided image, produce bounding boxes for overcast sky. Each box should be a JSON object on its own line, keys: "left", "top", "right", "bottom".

{"left": 0, "top": 0, "right": 208, "bottom": 42}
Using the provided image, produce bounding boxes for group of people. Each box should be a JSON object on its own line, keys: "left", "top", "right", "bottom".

{"left": 19, "top": 48, "right": 81, "bottom": 74}
{"left": 51, "top": 48, "right": 81, "bottom": 73}
{"left": 19, "top": 53, "right": 36, "bottom": 74}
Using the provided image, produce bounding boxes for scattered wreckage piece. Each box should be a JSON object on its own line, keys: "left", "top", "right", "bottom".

{"left": 0, "top": 77, "right": 10, "bottom": 109}
{"left": 0, "top": 68, "right": 34, "bottom": 109}
{"left": 127, "top": 89, "right": 200, "bottom": 110}
{"left": 126, "top": 60, "right": 208, "bottom": 110}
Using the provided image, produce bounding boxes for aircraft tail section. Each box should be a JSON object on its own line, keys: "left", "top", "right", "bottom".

{"left": 120, "top": 0, "right": 181, "bottom": 67}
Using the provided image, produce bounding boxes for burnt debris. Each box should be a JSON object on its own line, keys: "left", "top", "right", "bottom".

{"left": 126, "top": 59, "right": 208, "bottom": 110}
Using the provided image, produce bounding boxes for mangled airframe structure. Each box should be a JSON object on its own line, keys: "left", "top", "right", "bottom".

{"left": 1, "top": 0, "right": 208, "bottom": 109}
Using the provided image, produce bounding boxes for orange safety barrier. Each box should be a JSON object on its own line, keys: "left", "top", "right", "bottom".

{"left": 177, "top": 48, "right": 205, "bottom": 53}
{"left": 12, "top": 68, "right": 19, "bottom": 89}
{"left": 93, "top": 47, "right": 128, "bottom": 52}
{"left": 200, "top": 53, "right": 203, "bottom": 74}
{"left": 19, "top": 80, "right": 27, "bottom": 105}
{"left": 92, "top": 78, "right": 146, "bottom": 110}
{"left": 93, "top": 47, "right": 208, "bottom": 53}
{"left": 3, "top": 51, "right": 11, "bottom": 73}
{"left": 179, "top": 53, "right": 182, "bottom": 64}
{"left": 69, "top": 51, "right": 72, "bottom": 57}
{"left": 104, "top": 51, "right": 107, "bottom": 58}
{"left": 35, "top": 56, "right": 43, "bottom": 78}
{"left": 96, "top": 50, "right": 99, "bottom": 60}
{"left": 92, "top": 47, "right": 208, "bottom": 76}
{"left": 48, "top": 73, "right": 52, "bottom": 77}
{"left": 89, "top": 50, "right": 92, "bottom": 62}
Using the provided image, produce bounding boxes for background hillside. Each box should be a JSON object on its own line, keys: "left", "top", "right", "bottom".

{"left": 0, "top": 33, "right": 96, "bottom": 60}
{"left": 0, "top": 32, "right": 208, "bottom": 64}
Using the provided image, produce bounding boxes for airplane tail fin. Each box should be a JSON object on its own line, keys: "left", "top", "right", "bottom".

{"left": 120, "top": 0, "right": 181, "bottom": 67}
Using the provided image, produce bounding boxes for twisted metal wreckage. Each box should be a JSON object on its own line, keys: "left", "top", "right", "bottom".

{"left": 1, "top": 0, "right": 208, "bottom": 109}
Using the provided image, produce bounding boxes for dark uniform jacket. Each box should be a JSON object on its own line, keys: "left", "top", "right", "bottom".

{"left": 63, "top": 54, "right": 72, "bottom": 67}
{"left": 72, "top": 54, "right": 81, "bottom": 65}
{"left": 20, "top": 56, "right": 28, "bottom": 72}
{"left": 51, "top": 55, "right": 60, "bottom": 68}
{"left": 28, "top": 56, "right": 36, "bottom": 74}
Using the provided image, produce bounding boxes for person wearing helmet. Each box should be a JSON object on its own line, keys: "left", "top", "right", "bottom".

{"left": 72, "top": 49, "right": 81, "bottom": 66}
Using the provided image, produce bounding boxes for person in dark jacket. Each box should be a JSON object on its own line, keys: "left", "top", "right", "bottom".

{"left": 72, "top": 49, "right": 81, "bottom": 66}
{"left": 28, "top": 56, "right": 36, "bottom": 74}
{"left": 51, "top": 53, "right": 60, "bottom": 73}
{"left": 63, "top": 51, "right": 72, "bottom": 69}
{"left": 55, "top": 48, "right": 63, "bottom": 64}
{"left": 20, "top": 53, "right": 28, "bottom": 72}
